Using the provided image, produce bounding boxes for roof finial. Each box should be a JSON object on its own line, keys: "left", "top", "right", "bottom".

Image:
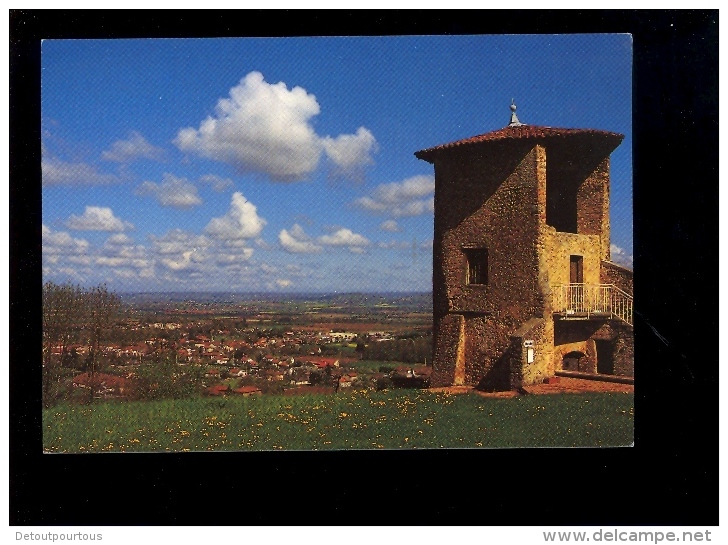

{"left": 508, "top": 99, "right": 524, "bottom": 127}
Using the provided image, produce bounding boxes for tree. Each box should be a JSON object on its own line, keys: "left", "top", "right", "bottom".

{"left": 42, "top": 282, "right": 85, "bottom": 406}
{"left": 83, "top": 285, "right": 122, "bottom": 403}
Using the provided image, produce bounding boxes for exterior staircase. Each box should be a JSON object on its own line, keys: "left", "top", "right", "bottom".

{"left": 552, "top": 284, "right": 633, "bottom": 326}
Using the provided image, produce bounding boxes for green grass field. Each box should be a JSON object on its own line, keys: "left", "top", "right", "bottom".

{"left": 43, "top": 390, "right": 633, "bottom": 452}
{"left": 350, "top": 359, "right": 404, "bottom": 372}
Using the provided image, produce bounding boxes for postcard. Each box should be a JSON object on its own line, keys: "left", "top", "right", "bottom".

{"left": 41, "top": 34, "right": 633, "bottom": 452}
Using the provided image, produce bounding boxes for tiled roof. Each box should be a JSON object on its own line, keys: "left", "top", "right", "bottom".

{"left": 415, "top": 125, "right": 624, "bottom": 162}
{"left": 72, "top": 373, "right": 131, "bottom": 388}
{"left": 233, "top": 386, "right": 261, "bottom": 394}
{"left": 206, "top": 384, "right": 230, "bottom": 395}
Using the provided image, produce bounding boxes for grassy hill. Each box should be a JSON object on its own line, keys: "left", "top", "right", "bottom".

{"left": 43, "top": 389, "right": 633, "bottom": 452}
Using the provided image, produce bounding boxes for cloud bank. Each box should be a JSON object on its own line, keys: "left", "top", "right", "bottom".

{"left": 42, "top": 155, "right": 120, "bottom": 186}
{"left": 198, "top": 174, "right": 234, "bottom": 192}
{"left": 279, "top": 224, "right": 323, "bottom": 254}
{"left": 102, "top": 131, "right": 164, "bottom": 163}
{"left": 136, "top": 173, "right": 203, "bottom": 209}
{"left": 353, "top": 174, "right": 434, "bottom": 217}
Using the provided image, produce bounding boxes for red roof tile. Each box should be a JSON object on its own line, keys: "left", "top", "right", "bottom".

{"left": 233, "top": 386, "right": 261, "bottom": 394}
{"left": 205, "top": 384, "right": 230, "bottom": 395}
{"left": 72, "top": 373, "right": 131, "bottom": 388}
{"left": 305, "top": 357, "right": 340, "bottom": 368}
{"left": 415, "top": 125, "right": 624, "bottom": 162}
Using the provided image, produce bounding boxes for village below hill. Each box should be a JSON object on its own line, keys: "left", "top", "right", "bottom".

{"left": 43, "top": 287, "right": 433, "bottom": 406}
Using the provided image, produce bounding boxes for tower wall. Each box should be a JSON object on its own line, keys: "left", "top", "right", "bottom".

{"left": 431, "top": 144, "right": 547, "bottom": 387}
{"left": 424, "top": 125, "right": 628, "bottom": 389}
{"left": 577, "top": 157, "right": 611, "bottom": 261}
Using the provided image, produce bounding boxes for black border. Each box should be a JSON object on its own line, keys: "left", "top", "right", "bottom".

{"left": 10, "top": 10, "right": 718, "bottom": 526}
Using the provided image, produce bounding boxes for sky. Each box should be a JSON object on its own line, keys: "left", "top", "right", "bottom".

{"left": 41, "top": 35, "right": 632, "bottom": 293}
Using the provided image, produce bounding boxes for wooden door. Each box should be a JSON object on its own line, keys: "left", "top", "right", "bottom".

{"left": 569, "top": 256, "right": 584, "bottom": 310}
{"left": 570, "top": 255, "right": 583, "bottom": 283}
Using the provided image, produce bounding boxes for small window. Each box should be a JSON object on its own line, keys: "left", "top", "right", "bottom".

{"left": 465, "top": 249, "right": 488, "bottom": 285}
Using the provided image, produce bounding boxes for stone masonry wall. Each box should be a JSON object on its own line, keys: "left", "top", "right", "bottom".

{"left": 553, "top": 320, "right": 634, "bottom": 376}
{"left": 431, "top": 313, "right": 464, "bottom": 387}
{"left": 543, "top": 230, "right": 603, "bottom": 287}
{"left": 431, "top": 143, "right": 546, "bottom": 387}
{"left": 612, "top": 325, "right": 634, "bottom": 376}
{"left": 554, "top": 320, "right": 602, "bottom": 373}
{"left": 577, "top": 157, "right": 611, "bottom": 260}
{"left": 509, "top": 317, "right": 554, "bottom": 387}
{"left": 600, "top": 260, "right": 633, "bottom": 295}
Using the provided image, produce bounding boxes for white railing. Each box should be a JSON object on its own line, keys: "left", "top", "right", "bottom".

{"left": 552, "top": 284, "right": 633, "bottom": 326}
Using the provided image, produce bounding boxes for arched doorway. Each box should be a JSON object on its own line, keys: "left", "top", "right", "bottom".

{"left": 562, "top": 351, "right": 585, "bottom": 372}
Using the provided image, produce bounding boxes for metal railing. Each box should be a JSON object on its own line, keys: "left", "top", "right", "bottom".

{"left": 552, "top": 284, "right": 633, "bottom": 326}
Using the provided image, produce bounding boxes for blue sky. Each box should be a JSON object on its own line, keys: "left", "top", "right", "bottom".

{"left": 41, "top": 35, "right": 632, "bottom": 293}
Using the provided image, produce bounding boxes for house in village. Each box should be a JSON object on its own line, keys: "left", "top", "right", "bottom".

{"left": 415, "top": 103, "right": 633, "bottom": 390}
{"left": 233, "top": 385, "right": 262, "bottom": 397}
{"left": 72, "top": 372, "right": 132, "bottom": 399}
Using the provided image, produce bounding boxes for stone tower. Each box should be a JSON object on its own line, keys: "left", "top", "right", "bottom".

{"left": 415, "top": 104, "right": 634, "bottom": 390}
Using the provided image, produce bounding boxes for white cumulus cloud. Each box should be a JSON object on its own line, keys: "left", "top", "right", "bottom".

{"left": 102, "top": 131, "right": 164, "bottom": 162}
{"left": 42, "top": 154, "right": 120, "bottom": 186}
{"left": 380, "top": 220, "right": 401, "bottom": 232}
{"left": 610, "top": 244, "right": 633, "bottom": 269}
{"left": 353, "top": 174, "right": 435, "bottom": 217}
{"left": 205, "top": 191, "right": 267, "bottom": 240}
{"left": 150, "top": 228, "right": 253, "bottom": 273}
{"left": 160, "top": 250, "right": 198, "bottom": 272}
{"left": 174, "top": 71, "right": 377, "bottom": 182}
{"left": 42, "top": 224, "right": 90, "bottom": 255}
{"left": 105, "top": 233, "right": 133, "bottom": 246}
{"left": 318, "top": 228, "right": 370, "bottom": 247}
{"left": 279, "top": 224, "right": 323, "bottom": 254}
{"left": 199, "top": 174, "right": 234, "bottom": 192}
{"left": 323, "top": 127, "right": 377, "bottom": 169}
{"left": 323, "top": 127, "right": 378, "bottom": 182}
{"left": 377, "top": 240, "right": 411, "bottom": 250}
{"left": 98, "top": 235, "right": 151, "bottom": 270}
{"left": 136, "top": 173, "right": 203, "bottom": 209}
{"left": 65, "top": 207, "right": 134, "bottom": 232}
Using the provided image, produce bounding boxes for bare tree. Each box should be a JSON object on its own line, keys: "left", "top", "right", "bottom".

{"left": 42, "top": 282, "right": 85, "bottom": 405}
{"left": 83, "top": 284, "right": 122, "bottom": 403}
